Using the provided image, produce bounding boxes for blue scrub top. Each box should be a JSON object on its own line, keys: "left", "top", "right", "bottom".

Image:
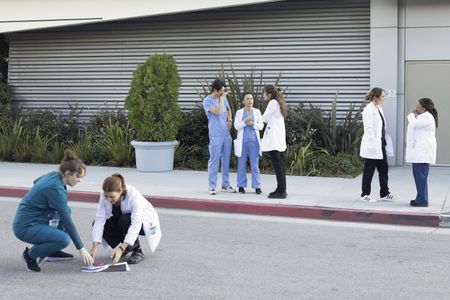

{"left": 203, "top": 94, "right": 230, "bottom": 137}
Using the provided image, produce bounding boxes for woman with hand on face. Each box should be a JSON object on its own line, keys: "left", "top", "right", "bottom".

{"left": 234, "top": 92, "right": 264, "bottom": 194}
{"left": 203, "top": 78, "right": 236, "bottom": 195}
{"left": 406, "top": 98, "right": 438, "bottom": 207}
{"left": 90, "top": 173, "right": 161, "bottom": 264}
{"left": 13, "top": 149, "right": 94, "bottom": 272}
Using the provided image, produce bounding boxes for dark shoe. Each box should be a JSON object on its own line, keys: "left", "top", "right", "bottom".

{"left": 127, "top": 248, "right": 144, "bottom": 264}
{"left": 268, "top": 192, "right": 287, "bottom": 199}
{"left": 410, "top": 200, "right": 428, "bottom": 207}
{"left": 45, "top": 250, "right": 74, "bottom": 262}
{"left": 22, "top": 247, "right": 41, "bottom": 272}
{"left": 120, "top": 246, "right": 133, "bottom": 259}
{"left": 255, "top": 188, "right": 262, "bottom": 195}
{"left": 238, "top": 187, "right": 245, "bottom": 194}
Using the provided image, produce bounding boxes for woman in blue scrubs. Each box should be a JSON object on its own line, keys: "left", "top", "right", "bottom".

{"left": 234, "top": 92, "right": 263, "bottom": 194}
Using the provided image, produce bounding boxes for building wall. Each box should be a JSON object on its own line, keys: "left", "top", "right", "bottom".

{"left": 401, "top": 0, "right": 450, "bottom": 165}
{"left": 7, "top": 0, "right": 370, "bottom": 120}
{"left": 370, "top": 0, "right": 399, "bottom": 165}
{"left": 371, "top": 0, "right": 450, "bottom": 165}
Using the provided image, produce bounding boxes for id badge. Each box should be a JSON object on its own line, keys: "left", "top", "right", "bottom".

{"left": 49, "top": 219, "right": 59, "bottom": 228}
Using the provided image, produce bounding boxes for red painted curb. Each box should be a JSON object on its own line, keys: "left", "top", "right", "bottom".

{"left": 0, "top": 186, "right": 440, "bottom": 227}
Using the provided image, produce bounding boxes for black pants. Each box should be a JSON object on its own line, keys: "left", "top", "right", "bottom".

{"left": 101, "top": 213, "right": 145, "bottom": 249}
{"left": 269, "top": 150, "right": 286, "bottom": 193}
{"left": 361, "top": 147, "right": 390, "bottom": 197}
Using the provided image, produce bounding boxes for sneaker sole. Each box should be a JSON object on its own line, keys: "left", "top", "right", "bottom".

{"left": 45, "top": 257, "right": 74, "bottom": 262}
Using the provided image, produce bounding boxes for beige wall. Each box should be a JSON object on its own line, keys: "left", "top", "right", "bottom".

{"left": 406, "top": 61, "right": 450, "bottom": 165}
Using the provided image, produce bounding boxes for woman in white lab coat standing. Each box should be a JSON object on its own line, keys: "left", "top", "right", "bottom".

{"left": 405, "top": 98, "right": 438, "bottom": 207}
{"left": 90, "top": 173, "right": 161, "bottom": 264}
{"left": 234, "top": 92, "right": 264, "bottom": 194}
{"left": 261, "top": 85, "right": 288, "bottom": 199}
{"left": 360, "top": 87, "right": 398, "bottom": 203}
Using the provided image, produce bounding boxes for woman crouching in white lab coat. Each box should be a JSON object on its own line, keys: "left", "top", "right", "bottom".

{"left": 90, "top": 173, "right": 161, "bottom": 264}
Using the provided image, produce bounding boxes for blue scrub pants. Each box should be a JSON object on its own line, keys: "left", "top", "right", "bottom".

{"left": 208, "top": 134, "right": 232, "bottom": 189}
{"left": 412, "top": 163, "right": 429, "bottom": 204}
{"left": 237, "top": 138, "right": 261, "bottom": 189}
{"left": 13, "top": 224, "right": 70, "bottom": 260}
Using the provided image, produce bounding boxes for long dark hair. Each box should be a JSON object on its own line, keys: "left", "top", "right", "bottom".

{"left": 364, "top": 87, "right": 385, "bottom": 102}
{"left": 264, "top": 84, "right": 288, "bottom": 117}
{"left": 419, "top": 97, "right": 438, "bottom": 128}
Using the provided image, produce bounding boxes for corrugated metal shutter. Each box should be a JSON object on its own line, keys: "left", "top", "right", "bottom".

{"left": 7, "top": 0, "right": 369, "bottom": 120}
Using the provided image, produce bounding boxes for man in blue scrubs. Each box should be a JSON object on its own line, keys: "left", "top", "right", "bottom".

{"left": 203, "top": 78, "right": 236, "bottom": 195}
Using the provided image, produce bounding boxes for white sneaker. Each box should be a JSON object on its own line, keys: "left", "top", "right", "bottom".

{"left": 209, "top": 187, "right": 216, "bottom": 195}
{"left": 380, "top": 193, "right": 399, "bottom": 201}
{"left": 361, "top": 195, "right": 376, "bottom": 203}
{"left": 222, "top": 186, "right": 237, "bottom": 193}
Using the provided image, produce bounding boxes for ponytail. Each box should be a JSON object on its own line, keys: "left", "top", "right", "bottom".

{"left": 102, "top": 173, "right": 127, "bottom": 195}
{"left": 365, "top": 87, "right": 385, "bottom": 102}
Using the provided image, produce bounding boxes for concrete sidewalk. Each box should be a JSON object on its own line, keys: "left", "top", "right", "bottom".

{"left": 1, "top": 162, "right": 449, "bottom": 227}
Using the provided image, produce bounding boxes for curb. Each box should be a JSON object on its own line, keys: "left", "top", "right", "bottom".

{"left": 0, "top": 186, "right": 440, "bottom": 227}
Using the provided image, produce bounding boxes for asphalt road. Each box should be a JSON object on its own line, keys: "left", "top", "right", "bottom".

{"left": 1, "top": 197, "right": 450, "bottom": 300}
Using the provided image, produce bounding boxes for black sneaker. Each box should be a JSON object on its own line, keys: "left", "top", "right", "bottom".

{"left": 45, "top": 250, "right": 74, "bottom": 262}
{"left": 238, "top": 187, "right": 245, "bottom": 194}
{"left": 255, "top": 188, "right": 262, "bottom": 195}
{"left": 268, "top": 191, "right": 287, "bottom": 199}
{"left": 22, "top": 247, "right": 41, "bottom": 272}
{"left": 127, "top": 248, "right": 144, "bottom": 264}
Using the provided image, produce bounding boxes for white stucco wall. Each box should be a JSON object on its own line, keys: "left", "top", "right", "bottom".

{"left": 0, "top": 0, "right": 278, "bottom": 33}
{"left": 370, "top": 0, "right": 399, "bottom": 165}
{"left": 404, "top": 0, "right": 450, "bottom": 60}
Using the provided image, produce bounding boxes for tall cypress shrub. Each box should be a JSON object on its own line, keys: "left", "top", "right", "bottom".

{"left": 125, "top": 54, "right": 182, "bottom": 141}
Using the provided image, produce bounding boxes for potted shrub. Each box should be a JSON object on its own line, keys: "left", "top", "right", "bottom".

{"left": 125, "top": 53, "right": 182, "bottom": 172}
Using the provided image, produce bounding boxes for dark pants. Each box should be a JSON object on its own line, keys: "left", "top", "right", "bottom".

{"left": 412, "top": 163, "right": 429, "bottom": 204}
{"left": 361, "top": 147, "right": 390, "bottom": 197}
{"left": 269, "top": 150, "right": 286, "bottom": 193}
{"left": 102, "top": 213, "right": 144, "bottom": 249}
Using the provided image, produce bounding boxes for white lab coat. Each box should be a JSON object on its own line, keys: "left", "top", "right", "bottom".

{"left": 405, "top": 111, "right": 437, "bottom": 164}
{"left": 233, "top": 107, "right": 263, "bottom": 157}
{"left": 261, "top": 99, "right": 287, "bottom": 152}
{"left": 360, "top": 101, "right": 388, "bottom": 159}
{"left": 92, "top": 185, "right": 161, "bottom": 253}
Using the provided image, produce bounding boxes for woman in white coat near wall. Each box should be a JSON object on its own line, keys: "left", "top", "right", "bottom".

{"left": 234, "top": 92, "right": 264, "bottom": 194}
{"left": 90, "top": 173, "right": 161, "bottom": 264}
{"left": 261, "top": 85, "right": 288, "bottom": 199}
{"left": 405, "top": 98, "right": 438, "bottom": 207}
{"left": 360, "top": 87, "right": 398, "bottom": 203}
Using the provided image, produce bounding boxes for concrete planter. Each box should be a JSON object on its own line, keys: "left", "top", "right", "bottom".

{"left": 131, "top": 140, "right": 178, "bottom": 172}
